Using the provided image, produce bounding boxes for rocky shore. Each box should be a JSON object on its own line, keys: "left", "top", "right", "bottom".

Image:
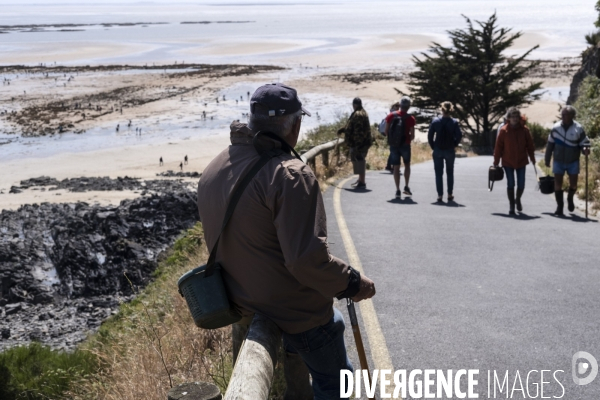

{"left": 0, "top": 185, "right": 199, "bottom": 350}
{"left": 9, "top": 175, "right": 197, "bottom": 194}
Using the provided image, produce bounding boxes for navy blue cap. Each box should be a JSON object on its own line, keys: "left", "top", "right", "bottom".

{"left": 250, "top": 83, "right": 311, "bottom": 117}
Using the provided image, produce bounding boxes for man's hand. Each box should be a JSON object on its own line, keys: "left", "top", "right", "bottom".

{"left": 493, "top": 164, "right": 499, "bottom": 168}
{"left": 352, "top": 274, "right": 376, "bottom": 302}
{"left": 545, "top": 161, "right": 550, "bottom": 168}
{"left": 583, "top": 147, "right": 591, "bottom": 156}
{"left": 337, "top": 128, "right": 345, "bottom": 135}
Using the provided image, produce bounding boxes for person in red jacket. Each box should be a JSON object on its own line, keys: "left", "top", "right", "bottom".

{"left": 493, "top": 108, "right": 536, "bottom": 215}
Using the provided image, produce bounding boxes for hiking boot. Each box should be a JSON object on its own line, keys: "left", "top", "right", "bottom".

{"left": 554, "top": 190, "right": 564, "bottom": 216}
{"left": 567, "top": 188, "right": 576, "bottom": 212}
{"left": 507, "top": 188, "right": 516, "bottom": 215}
{"left": 516, "top": 188, "right": 524, "bottom": 212}
{"left": 403, "top": 186, "right": 412, "bottom": 196}
{"left": 395, "top": 190, "right": 401, "bottom": 199}
{"left": 355, "top": 182, "right": 367, "bottom": 189}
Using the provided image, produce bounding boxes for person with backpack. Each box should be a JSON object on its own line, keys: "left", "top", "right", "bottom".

{"left": 493, "top": 107, "right": 536, "bottom": 215}
{"left": 337, "top": 97, "right": 372, "bottom": 189}
{"left": 384, "top": 96, "right": 416, "bottom": 199}
{"left": 544, "top": 106, "right": 591, "bottom": 216}
{"left": 428, "top": 102, "right": 463, "bottom": 202}
{"left": 379, "top": 102, "right": 400, "bottom": 172}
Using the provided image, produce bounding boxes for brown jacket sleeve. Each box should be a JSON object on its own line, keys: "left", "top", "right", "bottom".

{"left": 269, "top": 160, "right": 350, "bottom": 298}
{"left": 493, "top": 128, "right": 505, "bottom": 166}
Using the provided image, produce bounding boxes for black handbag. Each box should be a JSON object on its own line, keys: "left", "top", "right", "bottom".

{"left": 488, "top": 166, "right": 504, "bottom": 191}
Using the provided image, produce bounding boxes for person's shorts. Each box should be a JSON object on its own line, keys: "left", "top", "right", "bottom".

{"left": 553, "top": 160, "right": 580, "bottom": 175}
{"left": 389, "top": 144, "right": 411, "bottom": 165}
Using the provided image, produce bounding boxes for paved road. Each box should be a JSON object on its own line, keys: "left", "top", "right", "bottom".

{"left": 326, "top": 155, "right": 599, "bottom": 399}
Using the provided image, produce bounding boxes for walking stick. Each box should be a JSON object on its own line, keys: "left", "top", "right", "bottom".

{"left": 586, "top": 150, "right": 589, "bottom": 219}
{"left": 347, "top": 298, "right": 375, "bottom": 400}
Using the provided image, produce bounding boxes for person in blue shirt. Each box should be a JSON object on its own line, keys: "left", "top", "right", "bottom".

{"left": 428, "top": 102, "right": 463, "bottom": 202}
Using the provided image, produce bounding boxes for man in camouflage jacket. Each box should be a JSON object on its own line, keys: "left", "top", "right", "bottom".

{"left": 338, "top": 97, "right": 372, "bottom": 188}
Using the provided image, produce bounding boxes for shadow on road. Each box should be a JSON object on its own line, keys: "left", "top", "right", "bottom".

{"left": 431, "top": 200, "right": 466, "bottom": 208}
{"left": 343, "top": 188, "right": 373, "bottom": 194}
{"left": 492, "top": 212, "right": 541, "bottom": 220}
{"left": 541, "top": 212, "right": 598, "bottom": 223}
{"left": 387, "top": 197, "right": 418, "bottom": 205}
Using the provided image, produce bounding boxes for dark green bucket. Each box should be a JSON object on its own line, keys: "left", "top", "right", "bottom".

{"left": 178, "top": 263, "right": 241, "bottom": 329}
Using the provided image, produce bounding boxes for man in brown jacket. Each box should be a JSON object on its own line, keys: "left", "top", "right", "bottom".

{"left": 197, "top": 83, "right": 376, "bottom": 398}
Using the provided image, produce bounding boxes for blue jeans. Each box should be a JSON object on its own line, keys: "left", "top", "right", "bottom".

{"left": 433, "top": 148, "right": 456, "bottom": 196}
{"left": 282, "top": 308, "right": 353, "bottom": 399}
{"left": 504, "top": 166, "right": 526, "bottom": 190}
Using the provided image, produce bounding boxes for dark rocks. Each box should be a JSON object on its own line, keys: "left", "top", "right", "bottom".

{"left": 5, "top": 303, "right": 21, "bottom": 315}
{"left": 568, "top": 44, "right": 600, "bottom": 105}
{"left": 0, "top": 189, "right": 199, "bottom": 350}
{"left": 156, "top": 170, "right": 202, "bottom": 178}
{"left": 1, "top": 328, "right": 10, "bottom": 339}
{"left": 11, "top": 176, "right": 194, "bottom": 193}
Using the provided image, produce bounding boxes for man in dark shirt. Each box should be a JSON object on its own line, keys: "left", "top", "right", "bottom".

{"left": 428, "top": 101, "right": 463, "bottom": 202}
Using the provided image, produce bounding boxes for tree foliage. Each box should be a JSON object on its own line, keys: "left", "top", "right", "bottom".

{"left": 575, "top": 75, "right": 600, "bottom": 139}
{"left": 596, "top": 0, "right": 600, "bottom": 28}
{"left": 406, "top": 13, "right": 543, "bottom": 151}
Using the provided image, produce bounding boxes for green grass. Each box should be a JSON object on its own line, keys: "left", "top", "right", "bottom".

{"left": 296, "top": 115, "right": 348, "bottom": 153}
{"left": 0, "top": 342, "right": 97, "bottom": 400}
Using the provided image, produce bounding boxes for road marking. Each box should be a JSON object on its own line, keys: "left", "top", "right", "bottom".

{"left": 333, "top": 176, "right": 395, "bottom": 373}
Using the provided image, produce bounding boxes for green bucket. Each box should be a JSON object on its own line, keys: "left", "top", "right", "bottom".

{"left": 178, "top": 263, "right": 241, "bottom": 329}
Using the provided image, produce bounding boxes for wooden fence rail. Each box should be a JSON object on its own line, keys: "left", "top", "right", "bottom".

{"left": 301, "top": 138, "right": 345, "bottom": 169}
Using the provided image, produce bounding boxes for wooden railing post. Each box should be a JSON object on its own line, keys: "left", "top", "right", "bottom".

{"left": 322, "top": 150, "right": 329, "bottom": 168}
{"left": 224, "top": 315, "right": 281, "bottom": 400}
{"left": 167, "top": 382, "right": 221, "bottom": 400}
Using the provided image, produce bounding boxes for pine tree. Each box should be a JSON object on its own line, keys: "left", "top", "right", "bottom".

{"left": 406, "top": 13, "right": 543, "bottom": 153}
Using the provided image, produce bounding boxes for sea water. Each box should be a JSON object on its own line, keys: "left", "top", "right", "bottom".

{"left": 0, "top": 0, "right": 595, "bottom": 63}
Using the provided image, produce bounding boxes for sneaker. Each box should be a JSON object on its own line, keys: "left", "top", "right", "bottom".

{"left": 403, "top": 186, "right": 412, "bottom": 196}
{"left": 395, "top": 190, "right": 401, "bottom": 199}
{"left": 350, "top": 180, "right": 360, "bottom": 187}
{"left": 355, "top": 182, "right": 366, "bottom": 189}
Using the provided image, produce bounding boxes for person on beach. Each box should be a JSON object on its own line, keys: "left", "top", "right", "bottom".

{"left": 184, "top": 155, "right": 188, "bottom": 165}
{"left": 493, "top": 107, "right": 536, "bottom": 215}
{"left": 197, "top": 83, "right": 376, "bottom": 398}
{"left": 116, "top": 124, "right": 119, "bottom": 132}
{"left": 159, "top": 157, "right": 163, "bottom": 166}
{"left": 179, "top": 162, "right": 183, "bottom": 171}
{"left": 337, "top": 97, "right": 372, "bottom": 189}
{"left": 544, "top": 106, "right": 591, "bottom": 216}
{"left": 428, "top": 102, "right": 463, "bottom": 202}
{"left": 384, "top": 96, "right": 416, "bottom": 199}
